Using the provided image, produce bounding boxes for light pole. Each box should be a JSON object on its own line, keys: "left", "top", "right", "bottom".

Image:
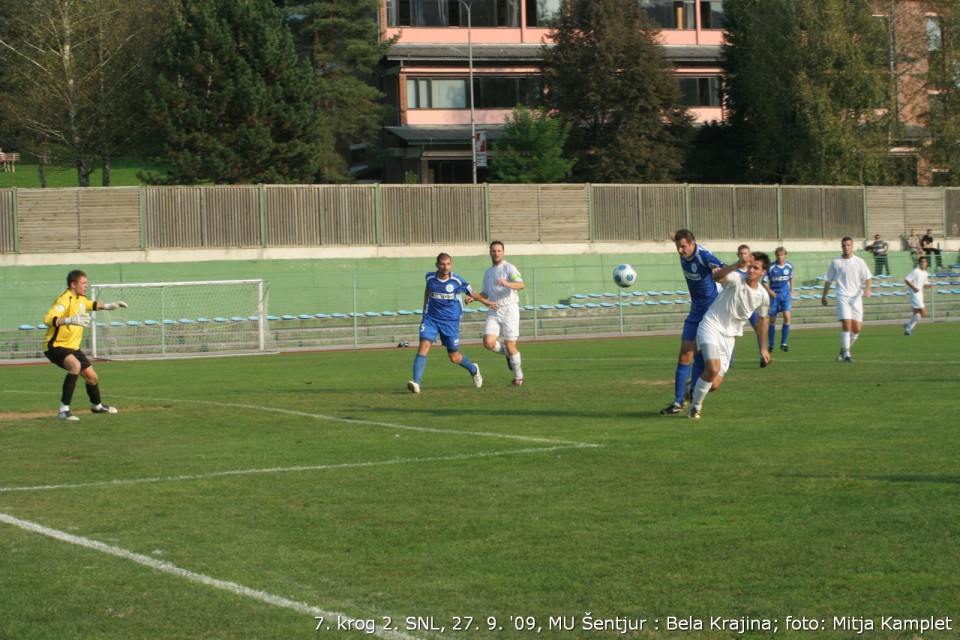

{"left": 456, "top": 0, "right": 477, "bottom": 183}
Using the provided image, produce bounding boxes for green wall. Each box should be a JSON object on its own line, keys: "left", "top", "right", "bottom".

{"left": 3, "top": 250, "right": 918, "bottom": 328}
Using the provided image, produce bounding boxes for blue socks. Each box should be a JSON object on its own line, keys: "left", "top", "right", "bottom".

{"left": 674, "top": 362, "right": 691, "bottom": 405}
{"left": 458, "top": 354, "right": 477, "bottom": 375}
{"left": 412, "top": 354, "right": 426, "bottom": 383}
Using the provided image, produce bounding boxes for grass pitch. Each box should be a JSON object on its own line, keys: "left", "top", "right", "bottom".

{"left": 1, "top": 322, "right": 958, "bottom": 639}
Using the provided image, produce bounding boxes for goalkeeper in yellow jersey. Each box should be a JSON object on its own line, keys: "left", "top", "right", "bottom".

{"left": 43, "top": 270, "right": 128, "bottom": 421}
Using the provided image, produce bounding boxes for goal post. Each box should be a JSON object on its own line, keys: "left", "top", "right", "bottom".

{"left": 89, "top": 279, "right": 274, "bottom": 360}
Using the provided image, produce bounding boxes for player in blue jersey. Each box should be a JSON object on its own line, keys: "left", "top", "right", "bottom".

{"left": 765, "top": 246, "right": 794, "bottom": 352}
{"left": 407, "top": 253, "right": 495, "bottom": 394}
{"left": 660, "top": 229, "right": 726, "bottom": 415}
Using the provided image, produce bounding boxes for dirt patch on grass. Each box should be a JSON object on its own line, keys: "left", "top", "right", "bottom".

{"left": 0, "top": 406, "right": 167, "bottom": 421}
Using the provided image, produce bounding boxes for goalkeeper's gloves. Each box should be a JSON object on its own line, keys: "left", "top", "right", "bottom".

{"left": 101, "top": 301, "right": 128, "bottom": 311}
{"left": 64, "top": 312, "right": 91, "bottom": 327}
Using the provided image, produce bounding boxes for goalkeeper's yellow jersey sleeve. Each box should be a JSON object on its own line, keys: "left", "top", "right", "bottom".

{"left": 43, "top": 291, "right": 94, "bottom": 351}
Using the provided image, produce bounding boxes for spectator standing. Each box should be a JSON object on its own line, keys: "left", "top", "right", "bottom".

{"left": 867, "top": 234, "right": 890, "bottom": 276}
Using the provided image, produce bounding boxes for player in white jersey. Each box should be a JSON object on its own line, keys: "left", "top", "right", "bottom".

{"left": 471, "top": 241, "right": 525, "bottom": 385}
{"left": 903, "top": 256, "right": 931, "bottom": 335}
{"left": 687, "top": 252, "right": 771, "bottom": 419}
{"left": 821, "top": 237, "right": 873, "bottom": 363}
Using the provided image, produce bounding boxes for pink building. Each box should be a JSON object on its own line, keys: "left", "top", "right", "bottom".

{"left": 378, "top": 0, "right": 727, "bottom": 183}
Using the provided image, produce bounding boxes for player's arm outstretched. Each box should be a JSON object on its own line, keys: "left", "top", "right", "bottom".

{"left": 466, "top": 287, "right": 496, "bottom": 309}
{"left": 711, "top": 262, "right": 741, "bottom": 283}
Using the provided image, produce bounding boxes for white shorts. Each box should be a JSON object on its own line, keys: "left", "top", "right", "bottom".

{"left": 696, "top": 323, "right": 734, "bottom": 377}
{"left": 484, "top": 304, "right": 520, "bottom": 341}
{"left": 835, "top": 295, "right": 863, "bottom": 322}
{"left": 909, "top": 291, "right": 924, "bottom": 310}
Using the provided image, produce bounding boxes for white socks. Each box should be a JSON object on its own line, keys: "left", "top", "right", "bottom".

{"left": 691, "top": 378, "right": 711, "bottom": 411}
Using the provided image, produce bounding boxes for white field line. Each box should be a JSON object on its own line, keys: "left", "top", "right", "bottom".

{"left": 0, "top": 513, "right": 423, "bottom": 640}
{"left": 3, "top": 390, "right": 596, "bottom": 447}
{"left": 0, "top": 444, "right": 591, "bottom": 493}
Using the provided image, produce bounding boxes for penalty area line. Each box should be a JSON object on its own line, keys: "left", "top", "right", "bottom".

{"left": 0, "top": 513, "right": 423, "bottom": 640}
{"left": 0, "top": 444, "right": 593, "bottom": 493}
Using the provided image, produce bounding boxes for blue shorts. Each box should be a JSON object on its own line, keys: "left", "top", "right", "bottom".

{"left": 419, "top": 315, "right": 461, "bottom": 351}
{"left": 769, "top": 294, "right": 792, "bottom": 316}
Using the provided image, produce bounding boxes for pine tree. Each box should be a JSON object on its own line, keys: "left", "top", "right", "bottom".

{"left": 145, "top": 0, "right": 324, "bottom": 184}
{"left": 285, "top": 0, "right": 395, "bottom": 183}
{"left": 490, "top": 107, "right": 574, "bottom": 183}
{"left": 542, "top": 0, "right": 692, "bottom": 183}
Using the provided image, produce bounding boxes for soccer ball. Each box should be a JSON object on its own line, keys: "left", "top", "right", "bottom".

{"left": 612, "top": 263, "right": 637, "bottom": 288}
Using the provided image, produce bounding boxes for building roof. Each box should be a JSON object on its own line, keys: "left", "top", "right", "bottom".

{"left": 663, "top": 45, "right": 722, "bottom": 62}
{"left": 387, "top": 43, "right": 546, "bottom": 63}
{"left": 387, "top": 43, "right": 721, "bottom": 64}
{"left": 386, "top": 125, "right": 508, "bottom": 146}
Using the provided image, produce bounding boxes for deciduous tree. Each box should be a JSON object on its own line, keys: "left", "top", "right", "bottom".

{"left": 490, "top": 107, "right": 573, "bottom": 183}
{"left": 542, "top": 0, "right": 692, "bottom": 183}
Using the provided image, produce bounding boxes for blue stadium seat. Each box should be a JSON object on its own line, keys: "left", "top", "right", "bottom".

{"left": 382, "top": 311, "right": 396, "bottom": 316}
{"left": 214, "top": 317, "right": 228, "bottom": 322}
{"left": 144, "top": 320, "right": 159, "bottom": 325}
{"left": 397, "top": 310, "right": 413, "bottom": 315}
{"left": 331, "top": 313, "right": 347, "bottom": 318}
{"left": 198, "top": 317, "right": 213, "bottom": 322}
{"left": 364, "top": 311, "right": 381, "bottom": 317}
{"left": 126, "top": 320, "right": 142, "bottom": 326}
{"left": 569, "top": 303, "right": 584, "bottom": 309}
{"left": 18, "top": 324, "right": 34, "bottom": 330}
{"left": 315, "top": 313, "right": 330, "bottom": 319}
{"left": 585, "top": 303, "right": 599, "bottom": 308}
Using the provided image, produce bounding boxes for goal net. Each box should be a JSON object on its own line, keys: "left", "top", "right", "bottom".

{"left": 89, "top": 279, "right": 274, "bottom": 360}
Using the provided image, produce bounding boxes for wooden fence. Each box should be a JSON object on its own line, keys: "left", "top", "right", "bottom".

{"left": 1, "top": 183, "right": 959, "bottom": 254}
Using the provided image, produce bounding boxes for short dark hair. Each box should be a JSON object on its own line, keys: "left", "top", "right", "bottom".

{"left": 674, "top": 229, "right": 695, "bottom": 245}
{"left": 435, "top": 252, "right": 451, "bottom": 265}
{"left": 841, "top": 236, "right": 853, "bottom": 244}
{"left": 751, "top": 252, "right": 770, "bottom": 270}
{"left": 489, "top": 240, "right": 504, "bottom": 250}
{"left": 67, "top": 269, "right": 86, "bottom": 287}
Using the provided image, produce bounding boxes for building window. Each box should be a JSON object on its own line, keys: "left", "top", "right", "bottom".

{"left": 387, "top": 0, "right": 520, "bottom": 27}
{"left": 639, "top": 0, "right": 695, "bottom": 30}
{"left": 526, "top": 0, "right": 562, "bottom": 27}
{"left": 926, "top": 15, "right": 943, "bottom": 53}
{"left": 700, "top": 0, "right": 724, "bottom": 30}
{"left": 407, "top": 78, "right": 467, "bottom": 109}
{"left": 406, "top": 77, "right": 542, "bottom": 109}
{"left": 679, "top": 77, "right": 721, "bottom": 107}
